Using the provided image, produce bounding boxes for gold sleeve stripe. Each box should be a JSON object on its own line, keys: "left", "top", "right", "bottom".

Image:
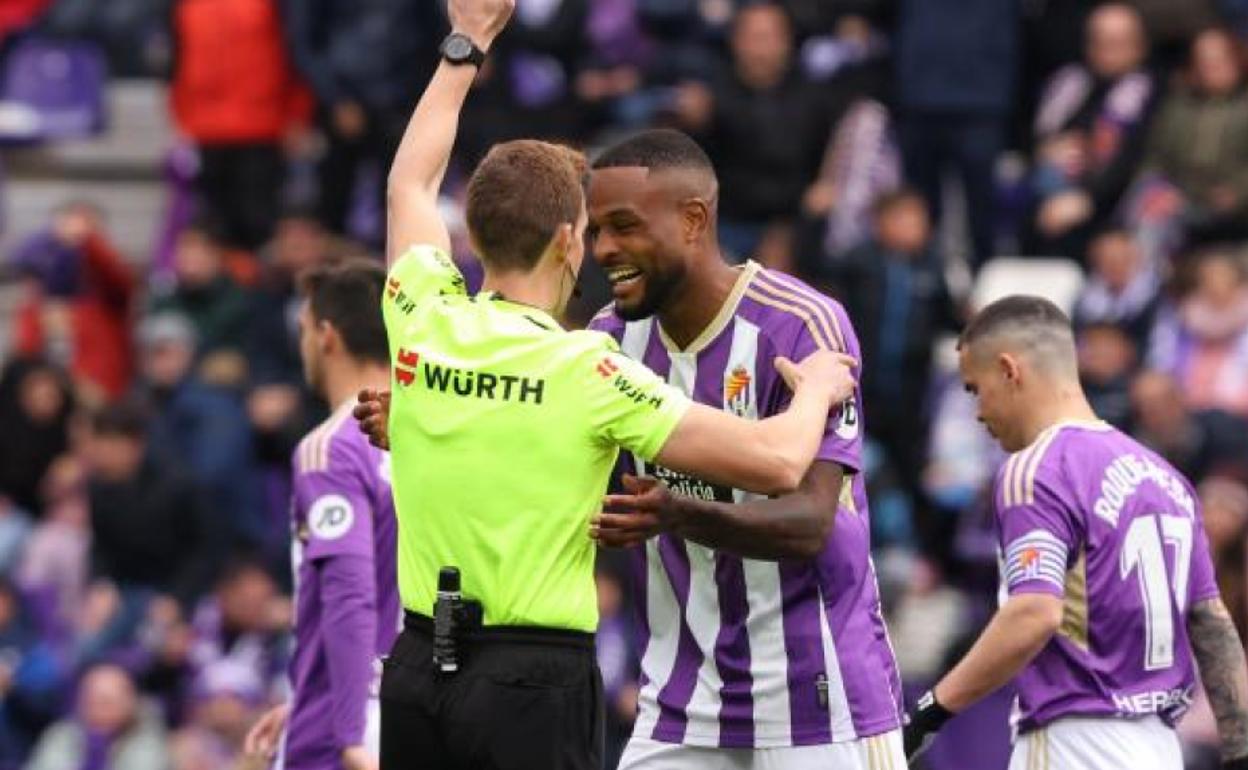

{"left": 753, "top": 271, "right": 847, "bottom": 352}
{"left": 1020, "top": 427, "right": 1062, "bottom": 505}
{"left": 743, "top": 288, "right": 834, "bottom": 352}
{"left": 1002, "top": 451, "right": 1027, "bottom": 508}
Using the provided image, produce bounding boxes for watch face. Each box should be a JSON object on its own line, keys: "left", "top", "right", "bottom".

{"left": 445, "top": 36, "right": 473, "bottom": 60}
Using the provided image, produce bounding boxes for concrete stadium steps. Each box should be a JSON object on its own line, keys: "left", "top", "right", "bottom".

{"left": 1, "top": 79, "right": 172, "bottom": 264}
{"left": 0, "top": 80, "right": 172, "bottom": 364}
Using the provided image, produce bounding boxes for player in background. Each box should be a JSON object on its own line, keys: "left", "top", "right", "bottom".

{"left": 585, "top": 130, "right": 904, "bottom": 769}
{"left": 903, "top": 296, "right": 1248, "bottom": 770}
{"left": 244, "top": 260, "right": 399, "bottom": 770}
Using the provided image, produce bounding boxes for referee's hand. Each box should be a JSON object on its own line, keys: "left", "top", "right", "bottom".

{"left": 354, "top": 388, "right": 391, "bottom": 450}
{"left": 774, "top": 351, "right": 857, "bottom": 404}
{"left": 449, "top": 0, "right": 515, "bottom": 50}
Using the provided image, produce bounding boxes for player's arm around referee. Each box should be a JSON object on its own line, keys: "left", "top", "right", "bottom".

{"left": 376, "top": 2, "right": 856, "bottom": 769}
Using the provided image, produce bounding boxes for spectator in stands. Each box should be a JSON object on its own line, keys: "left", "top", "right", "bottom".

{"left": 1028, "top": 3, "right": 1158, "bottom": 262}
{"left": 1072, "top": 228, "right": 1161, "bottom": 347}
{"left": 0, "top": 497, "right": 29, "bottom": 579}
{"left": 671, "top": 3, "right": 832, "bottom": 268}
{"left": 15, "top": 456, "right": 90, "bottom": 646}
{"left": 283, "top": 0, "right": 442, "bottom": 240}
{"left": 574, "top": 0, "right": 654, "bottom": 132}
{"left": 135, "top": 313, "right": 261, "bottom": 549}
{"left": 1199, "top": 477, "right": 1248, "bottom": 640}
{"left": 1148, "top": 247, "right": 1248, "bottom": 416}
{"left": 1131, "top": 0, "right": 1222, "bottom": 67}
{"left": 595, "top": 564, "right": 638, "bottom": 770}
{"left": 10, "top": 203, "right": 135, "bottom": 403}
{"left": 831, "top": 189, "right": 960, "bottom": 544}
{"left": 456, "top": 0, "right": 590, "bottom": 168}
{"left": 171, "top": 560, "right": 285, "bottom": 768}
{"left": 0, "top": 360, "right": 72, "bottom": 519}
{"left": 797, "top": 94, "right": 899, "bottom": 275}
{"left": 1133, "top": 27, "right": 1248, "bottom": 260}
{"left": 1130, "top": 370, "right": 1248, "bottom": 481}
{"left": 0, "top": 0, "right": 50, "bottom": 49}
{"left": 0, "top": 578, "right": 65, "bottom": 769}
{"left": 246, "top": 208, "right": 342, "bottom": 473}
{"left": 81, "top": 403, "right": 217, "bottom": 659}
{"left": 23, "top": 663, "right": 171, "bottom": 770}
{"left": 783, "top": 0, "right": 892, "bottom": 46}
{"left": 149, "top": 223, "right": 252, "bottom": 368}
{"left": 170, "top": 0, "right": 313, "bottom": 251}
{"left": 894, "top": 0, "right": 1018, "bottom": 271}
{"left": 1077, "top": 321, "right": 1139, "bottom": 428}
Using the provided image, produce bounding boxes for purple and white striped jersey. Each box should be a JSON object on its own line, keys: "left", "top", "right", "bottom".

{"left": 589, "top": 262, "right": 903, "bottom": 748}
{"left": 994, "top": 421, "right": 1219, "bottom": 733}
{"left": 280, "top": 401, "right": 401, "bottom": 769}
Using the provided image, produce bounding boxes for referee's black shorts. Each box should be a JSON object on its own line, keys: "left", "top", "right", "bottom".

{"left": 380, "top": 613, "right": 604, "bottom": 770}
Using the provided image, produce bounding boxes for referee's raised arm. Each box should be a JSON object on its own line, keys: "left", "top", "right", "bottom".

{"left": 385, "top": 0, "right": 513, "bottom": 266}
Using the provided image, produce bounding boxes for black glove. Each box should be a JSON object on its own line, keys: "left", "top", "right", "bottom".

{"left": 1225, "top": 756, "right": 1248, "bottom": 770}
{"left": 903, "top": 690, "right": 955, "bottom": 763}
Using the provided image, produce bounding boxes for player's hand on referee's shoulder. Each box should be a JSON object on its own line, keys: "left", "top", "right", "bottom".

{"left": 592, "top": 474, "right": 672, "bottom": 548}
{"left": 902, "top": 689, "right": 954, "bottom": 766}
{"left": 773, "top": 350, "right": 857, "bottom": 405}
{"left": 354, "top": 388, "right": 391, "bottom": 450}
{"left": 448, "top": 0, "right": 515, "bottom": 50}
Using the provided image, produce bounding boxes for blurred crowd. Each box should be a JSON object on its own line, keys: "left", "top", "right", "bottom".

{"left": 2, "top": 0, "right": 1248, "bottom": 768}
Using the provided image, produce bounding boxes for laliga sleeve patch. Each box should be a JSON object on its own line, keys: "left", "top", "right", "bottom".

{"left": 835, "top": 399, "right": 860, "bottom": 440}
{"left": 308, "top": 494, "right": 355, "bottom": 541}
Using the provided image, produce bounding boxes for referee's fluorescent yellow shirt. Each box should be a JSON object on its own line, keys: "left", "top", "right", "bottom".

{"left": 382, "top": 245, "right": 690, "bottom": 632}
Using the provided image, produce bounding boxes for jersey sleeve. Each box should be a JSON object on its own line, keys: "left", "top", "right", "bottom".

{"left": 577, "top": 339, "right": 691, "bottom": 462}
{"left": 1187, "top": 493, "right": 1222, "bottom": 606}
{"left": 995, "top": 464, "right": 1081, "bottom": 598}
{"left": 382, "top": 244, "right": 468, "bottom": 325}
{"left": 771, "top": 305, "right": 863, "bottom": 475}
{"left": 293, "top": 442, "right": 375, "bottom": 562}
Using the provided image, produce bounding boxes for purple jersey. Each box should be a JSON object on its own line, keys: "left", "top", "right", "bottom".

{"left": 280, "top": 402, "right": 400, "bottom": 769}
{"left": 994, "top": 421, "right": 1219, "bottom": 733}
{"left": 589, "top": 262, "right": 903, "bottom": 748}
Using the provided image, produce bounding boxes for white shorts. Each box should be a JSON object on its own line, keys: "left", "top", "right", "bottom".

{"left": 618, "top": 730, "right": 905, "bottom": 770}
{"left": 1008, "top": 715, "right": 1181, "bottom": 770}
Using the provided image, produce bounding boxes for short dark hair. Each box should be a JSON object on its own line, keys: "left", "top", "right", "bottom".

{"left": 593, "top": 129, "right": 716, "bottom": 175}
{"left": 90, "top": 401, "right": 148, "bottom": 439}
{"left": 960, "top": 295, "right": 1073, "bottom": 350}
{"left": 299, "top": 258, "right": 389, "bottom": 364}
{"left": 871, "top": 187, "right": 926, "bottom": 219}
{"left": 466, "top": 140, "right": 587, "bottom": 272}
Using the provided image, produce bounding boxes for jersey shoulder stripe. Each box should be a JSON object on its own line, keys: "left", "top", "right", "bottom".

{"left": 297, "top": 406, "right": 354, "bottom": 474}
{"left": 752, "top": 270, "right": 847, "bottom": 351}
{"left": 744, "top": 284, "right": 833, "bottom": 352}
{"left": 1001, "top": 425, "right": 1064, "bottom": 508}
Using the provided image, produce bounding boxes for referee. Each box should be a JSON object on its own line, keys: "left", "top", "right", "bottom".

{"left": 377, "top": 0, "right": 855, "bottom": 768}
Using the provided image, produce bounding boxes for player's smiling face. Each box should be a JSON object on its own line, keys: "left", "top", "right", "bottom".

{"left": 959, "top": 344, "right": 1026, "bottom": 452}
{"left": 588, "top": 166, "right": 689, "bottom": 321}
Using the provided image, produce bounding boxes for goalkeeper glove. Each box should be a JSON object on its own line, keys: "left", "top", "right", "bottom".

{"left": 903, "top": 689, "right": 955, "bottom": 763}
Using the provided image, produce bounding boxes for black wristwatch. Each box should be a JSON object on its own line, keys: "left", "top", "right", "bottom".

{"left": 440, "top": 32, "right": 487, "bottom": 68}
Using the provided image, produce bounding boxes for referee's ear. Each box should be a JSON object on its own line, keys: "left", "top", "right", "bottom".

{"left": 549, "top": 222, "right": 575, "bottom": 261}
